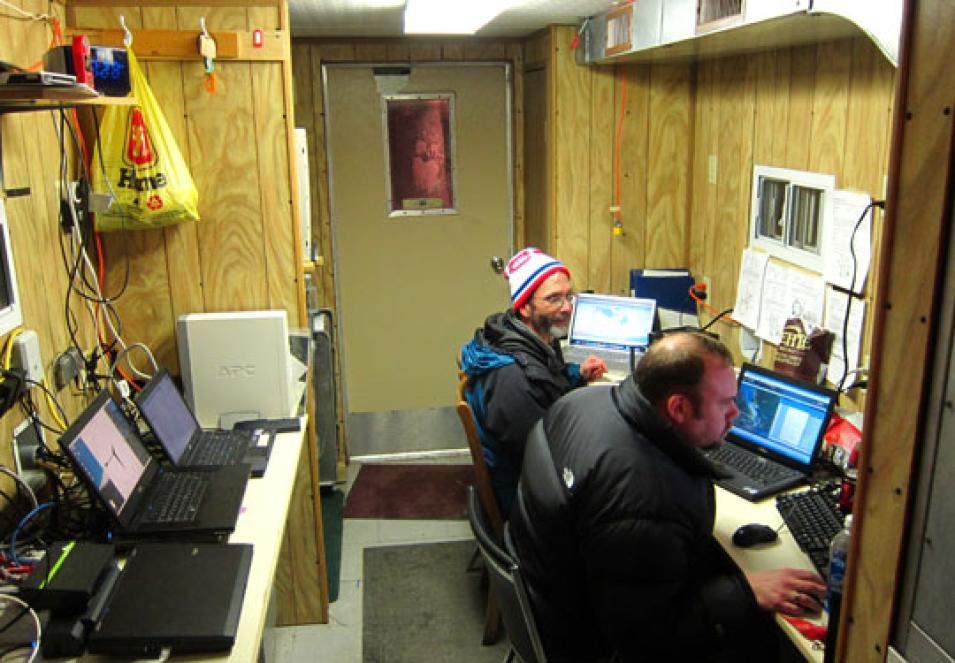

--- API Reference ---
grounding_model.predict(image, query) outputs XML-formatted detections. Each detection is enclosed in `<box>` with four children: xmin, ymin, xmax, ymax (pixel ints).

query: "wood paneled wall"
<box><xmin>290</xmin><ymin>36</ymin><xmax>526</xmax><ymax>315</ymax></box>
<box><xmin>691</xmin><ymin>38</ymin><xmax>895</xmax><ymax>365</ymax></box>
<box><xmin>67</xmin><ymin>4</ymin><xmax>304</xmax><ymax>372</ymax></box>
<box><xmin>0</xmin><ymin>1</ymin><xmax>94</xmax><ymax>458</ymax></box>
<box><xmin>533</xmin><ymin>26</ymin><xmax>895</xmax><ymax>374</ymax></box>
<box><xmin>2</xmin><ymin>1</ymin><xmax>326</xmax><ymax>627</ymax></box>
<box><xmin>528</xmin><ymin>26</ymin><xmax>695</xmax><ymax>297</ymax></box>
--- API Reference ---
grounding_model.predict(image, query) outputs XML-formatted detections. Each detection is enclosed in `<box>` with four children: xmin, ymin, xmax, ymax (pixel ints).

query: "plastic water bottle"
<box><xmin>823</xmin><ymin>514</ymin><xmax>852</xmax><ymax>663</ymax></box>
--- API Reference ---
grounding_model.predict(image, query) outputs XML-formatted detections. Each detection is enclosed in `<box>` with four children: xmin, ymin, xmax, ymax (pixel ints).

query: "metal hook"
<box><xmin>119</xmin><ymin>14</ymin><xmax>132</xmax><ymax>48</ymax></box>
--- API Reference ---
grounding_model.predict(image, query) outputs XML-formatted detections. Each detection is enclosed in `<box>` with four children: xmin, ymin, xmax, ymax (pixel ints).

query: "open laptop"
<box><xmin>705</xmin><ymin>363</ymin><xmax>837</xmax><ymax>501</ymax></box>
<box><xmin>562</xmin><ymin>293</ymin><xmax>657</xmax><ymax>372</ymax></box>
<box><xmin>88</xmin><ymin>542</ymin><xmax>252</xmax><ymax>656</ymax></box>
<box><xmin>59</xmin><ymin>390</ymin><xmax>250</xmax><ymax>543</ymax></box>
<box><xmin>135</xmin><ymin>370</ymin><xmax>272</xmax><ymax>478</ymax></box>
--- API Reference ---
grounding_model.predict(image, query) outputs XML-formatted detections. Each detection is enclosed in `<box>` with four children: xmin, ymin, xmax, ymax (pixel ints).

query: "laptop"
<box><xmin>562</xmin><ymin>293</ymin><xmax>657</xmax><ymax>372</ymax></box>
<box><xmin>88</xmin><ymin>542</ymin><xmax>252</xmax><ymax>656</ymax></box>
<box><xmin>135</xmin><ymin>370</ymin><xmax>272</xmax><ymax>478</ymax></box>
<box><xmin>705</xmin><ymin>363</ymin><xmax>837</xmax><ymax>501</ymax></box>
<box><xmin>59</xmin><ymin>391</ymin><xmax>250</xmax><ymax>543</ymax></box>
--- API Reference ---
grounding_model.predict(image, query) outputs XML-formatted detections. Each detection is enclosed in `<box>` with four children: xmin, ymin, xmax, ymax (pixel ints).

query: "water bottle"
<box><xmin>823</xmin><ymin>514</ymin><xmax>852</xmax><ymax>663</ymax></box>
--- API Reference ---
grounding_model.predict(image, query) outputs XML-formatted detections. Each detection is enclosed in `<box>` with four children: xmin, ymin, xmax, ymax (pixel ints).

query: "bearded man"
<box><xmin>460</xmin><ymin>248</ymin><xmax>606</xmax><ymax>516</ymax></box>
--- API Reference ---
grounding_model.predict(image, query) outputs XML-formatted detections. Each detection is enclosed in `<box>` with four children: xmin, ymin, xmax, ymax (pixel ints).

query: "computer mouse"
<box><xmin>732</xmin><ymin>523</ymin><xmax>779</xmax><ymax>548</ymax></box>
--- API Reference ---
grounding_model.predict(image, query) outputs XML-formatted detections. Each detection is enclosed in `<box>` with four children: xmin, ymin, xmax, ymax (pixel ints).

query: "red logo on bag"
<box><xmin>146</xmin><ymin>194</ymin><xmax>164</xmax><ymax>210</ymax></box>
<box><xmin>126</xmin><ymin>108</ymin><xmax>154</xmax><ymax>166</ymax></box>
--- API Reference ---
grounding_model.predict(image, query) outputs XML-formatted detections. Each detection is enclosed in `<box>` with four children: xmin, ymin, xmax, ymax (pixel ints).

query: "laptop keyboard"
<box><xmin>187</xmin><ymin>432</ymin><xmax>243</xmax><ymax>465</ymax></box>
<box><xmin>707</xmin><ymin>443</ymin><xmax>801</xmax><ymax>486</ymax></box>
<box><xmin>143</xmin><ymin>472</ymin><xmax>208</xmax><ymax>524</ymax></box>
<box><xmin>776</xmin><ymin>485</ymin><xmax>846</xmax><ymax>576</ymax></box>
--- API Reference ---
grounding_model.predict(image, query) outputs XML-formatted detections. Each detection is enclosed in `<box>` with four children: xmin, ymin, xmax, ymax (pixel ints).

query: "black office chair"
<box><xmin>467</xmin><ymin>486</ymin><xmax>548</xmax><ymax>663</ymax></box>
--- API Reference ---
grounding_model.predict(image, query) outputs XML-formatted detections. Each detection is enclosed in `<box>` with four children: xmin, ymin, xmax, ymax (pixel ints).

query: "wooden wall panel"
<box><xmin>646</xmin><ymin>63</ymin><xmax>692</xmax><ymax>270</ymax></box>
<box><xmin>588</xmin><ymin>66</ymin><xmax>615</xmax><ymax>292</ymax></box>
<box><xmin>551</xmin><ymin>25</ymin><xmax>591</xmax><ymax>284</ymax></box>
<box><xmin>0</xmin><ymin>0</ymin><xmax>97</xmax><ymax>457</ymax></box>
<box><xmin>808</xmin><ymin>41</ymin><xmax>851</xmax><ymax>179</ymax></box>
<box><xmin>611</xmin><ymin>65</ymin><xmax>649</xmax><ymax>294</ymax></box>
<box><xmin>689</xmin><ymin>60</ymin><xmax>715</xmax><ymax>280</ymax></box>
<box><xmin>843</xmin><ymin>2</ymin><xmax>954</xmax><ymax>658</ymax></box>
<box><xmin>523</xmin><ymin>66</ymin><xmax>548</xmax><ymax>251</ymax></box>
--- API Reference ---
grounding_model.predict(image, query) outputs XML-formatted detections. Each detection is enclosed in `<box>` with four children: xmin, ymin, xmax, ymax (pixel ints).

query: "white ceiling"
<box><xmin>289</xmin><ymin>0</ymin><xmax>620</xmax><ymax>38</ymax></box>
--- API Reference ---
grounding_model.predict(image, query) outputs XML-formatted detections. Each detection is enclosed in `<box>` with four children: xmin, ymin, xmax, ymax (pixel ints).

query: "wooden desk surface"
<box><xmin>714</xmin><ymin>487</ymin><xmax>827</xmax><ymax>663</ymax></box>
<box><xmin>77</xmin><ymin>422</ymin><xmax>306</xmax><ymax>663</ymax></box>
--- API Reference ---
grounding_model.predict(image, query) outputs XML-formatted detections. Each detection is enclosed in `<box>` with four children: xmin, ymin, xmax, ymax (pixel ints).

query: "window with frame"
<box><xmin>749</xmin><ymin>165</ymin><xmax>834</xmax><ymax>272</ymax></box>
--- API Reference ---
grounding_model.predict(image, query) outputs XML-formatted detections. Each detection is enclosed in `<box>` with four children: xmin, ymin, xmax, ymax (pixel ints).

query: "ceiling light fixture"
<box><xmin>403</xmin><ymin>0</ymin><xmax>514</xmax><ymax>35</ymax></box>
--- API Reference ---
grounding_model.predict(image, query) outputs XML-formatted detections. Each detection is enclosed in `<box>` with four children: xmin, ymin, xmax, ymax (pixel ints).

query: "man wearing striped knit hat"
<box><xmin>460</xmin><ymin>248</ymin><xmax>607</xmax><ymax>516</ymax></box>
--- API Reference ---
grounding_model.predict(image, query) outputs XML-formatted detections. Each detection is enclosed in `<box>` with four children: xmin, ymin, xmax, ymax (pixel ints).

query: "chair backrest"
<box><xmin>467</xmin><ymin>486</ymin><xmax>548</xmax><ymax>663</ymax></box>
<box><xmin>456</xmin><ymin>373</ymin><xmax>505</xmax><ymax>540</ymax></box>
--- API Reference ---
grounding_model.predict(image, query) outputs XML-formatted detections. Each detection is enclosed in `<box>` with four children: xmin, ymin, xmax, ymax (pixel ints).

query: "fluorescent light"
<box><xmin>404</xmin><ymin>0</ymin><xmax>513</xmax><ymax>34</ymax></box>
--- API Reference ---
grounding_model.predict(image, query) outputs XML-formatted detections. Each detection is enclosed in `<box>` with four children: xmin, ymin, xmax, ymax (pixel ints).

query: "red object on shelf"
<box><xmin>72</xmin><ymin>35</ymin><xmax>95</xmax><ymax>88</ymax></box>
<box><xmin>252</xmin><ymin>28</ymin><xmax>264</xmax><ymax>48</ymax></box>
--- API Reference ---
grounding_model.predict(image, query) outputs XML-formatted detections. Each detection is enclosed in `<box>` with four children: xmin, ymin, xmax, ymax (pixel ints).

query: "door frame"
<box><xmin>321</xmin><ymin>61</ymin><xmax>515</xmax><ymax>416</ymax></box>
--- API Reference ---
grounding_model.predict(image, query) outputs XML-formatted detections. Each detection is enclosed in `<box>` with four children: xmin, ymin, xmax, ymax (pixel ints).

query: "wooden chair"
<box><xmin>456</xmin><ymin>371</ymin><xmax>505</xmax><ymax>644</ymax></box>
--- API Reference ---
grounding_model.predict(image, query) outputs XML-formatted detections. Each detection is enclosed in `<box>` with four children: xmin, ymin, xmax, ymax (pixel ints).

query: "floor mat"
<box><xmin>343</xmin><ymin>463</ymin><xmax>473</xmax><ymax>519</ymax></box>
<box><xmin>363</xmin><ymin>540</ymin><xmax>507</xmax><ymax>662</ymax></box>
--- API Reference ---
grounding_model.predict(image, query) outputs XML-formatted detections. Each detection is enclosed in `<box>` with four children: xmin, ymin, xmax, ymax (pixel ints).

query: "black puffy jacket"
<box><xmin>509</xmin><ymin>376</ymin><xmax>765</xmax><ymax>663</ymax></box>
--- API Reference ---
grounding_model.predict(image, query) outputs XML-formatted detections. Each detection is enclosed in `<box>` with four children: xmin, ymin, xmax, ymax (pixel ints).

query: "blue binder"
<box><xmin>629</xmin><ymin>269</ymin><xmax>697</xmax><ymax>315</ymax></box>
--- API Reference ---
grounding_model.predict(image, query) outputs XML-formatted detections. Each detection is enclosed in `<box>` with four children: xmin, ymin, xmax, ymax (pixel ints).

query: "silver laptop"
<box><xmin>562</xmin><ymin>293</ymin><xmax>657</xmax><ymax>372</ymax></box>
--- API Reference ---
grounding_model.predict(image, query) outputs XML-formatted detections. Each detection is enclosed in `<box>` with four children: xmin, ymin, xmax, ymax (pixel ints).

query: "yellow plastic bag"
<box><xmin>92</xmin><ymin>49</ymin><xmax>199</xmax><ymax>231</ymax></box>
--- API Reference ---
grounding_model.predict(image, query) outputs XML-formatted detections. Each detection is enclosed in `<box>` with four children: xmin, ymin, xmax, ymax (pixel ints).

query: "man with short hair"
<box><xmin>460</xmin><ymin>248</ymin><xmax>607</xmax><ymax>517</ymax></box>
<box><xmin>508</xmin><ymin>331</ymin><xmax>826</xmax><ymax>662</ymax></box>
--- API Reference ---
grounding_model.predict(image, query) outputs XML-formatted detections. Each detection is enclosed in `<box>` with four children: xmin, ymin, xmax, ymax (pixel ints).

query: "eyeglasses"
<box><xmin>534</xmin><ymin>292</ymin><xmax>576</xmax><ymax>307</ymax></box>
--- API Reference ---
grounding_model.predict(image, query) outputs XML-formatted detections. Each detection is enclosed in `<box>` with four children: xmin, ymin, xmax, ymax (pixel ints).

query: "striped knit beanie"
<box><xmin>504</xmin><ymin>248</ymin><xmax>570</xmax><ymax>310</ymax></box>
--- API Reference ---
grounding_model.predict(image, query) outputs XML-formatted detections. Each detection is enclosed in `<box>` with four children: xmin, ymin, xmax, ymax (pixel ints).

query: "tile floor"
<box><xmin>263</xmin><ymin>451</ymin><xmax>474</xmax><ymax>662</ymax></box>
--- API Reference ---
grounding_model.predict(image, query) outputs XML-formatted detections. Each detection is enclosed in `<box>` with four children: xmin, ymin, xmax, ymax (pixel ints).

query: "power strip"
<box><xmin>12</xmin><ymin>330</ymin><xmax>43</xmax><ymax>386</ymax></box>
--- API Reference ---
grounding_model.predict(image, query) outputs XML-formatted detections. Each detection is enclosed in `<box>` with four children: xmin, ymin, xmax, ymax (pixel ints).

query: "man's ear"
<box><xmin>517</xmin><ymin>301</ymin><xmax>532</xmax><ymax>321</ymax></box>
<box><xmin>664</xmin><ymin>392</ymin><xmax>693</xmax><ymax>424</ymax></box>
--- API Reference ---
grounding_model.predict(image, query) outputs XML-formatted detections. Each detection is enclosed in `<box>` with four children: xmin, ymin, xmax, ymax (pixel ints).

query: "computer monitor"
<box><xmin>0</xmin><ymin>201</ymin><xmax>23</xmax><ymax>337</ymax></box>
<box><xmin>567</xmin><ymin>293</ymin><xmax>657</xmax><ymax>352</ymax></box>
<box><xmin>730</xmin><ymin>364</ymin><xmax>836</xmax><ymax>466</ymax></box>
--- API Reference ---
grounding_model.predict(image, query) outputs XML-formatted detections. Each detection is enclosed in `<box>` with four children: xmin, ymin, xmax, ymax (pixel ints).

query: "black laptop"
<box><xmin>88</xmin><ymin>542</ymin><xmax>252</xmax><ymax>656</ymax></box>
<box><xmin>135</xmin><ymin>370</ymin><xmax>272</xmax><ymax>477</ymax></box>
<box><xmin>705</xmin><ymin>363</ymin><xmax>837</xmax><ymax>501</ymax></box>
<box><xmin>59</xmin><ymin>391</ymin><xmax>250</xmax><ymax>543</ymax></box>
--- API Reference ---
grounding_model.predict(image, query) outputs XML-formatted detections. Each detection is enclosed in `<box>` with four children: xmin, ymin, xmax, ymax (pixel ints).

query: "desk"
<box><xmin>78</xmin><ymin>422</ymin><xmax>306</xmax><ymax>663</ymax></box>
<box><xmin>713</xmin><ymin>487</ymin><xmax>826</xmax><ymax>663</ymax></box>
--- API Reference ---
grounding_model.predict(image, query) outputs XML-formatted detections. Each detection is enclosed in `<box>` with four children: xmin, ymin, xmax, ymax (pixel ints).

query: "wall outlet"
<box><xmin>12</xmin><ymin>330</ymin><xmax>43</xmax><ymax>386</ymax></box>
<box><xmin>53</xmin><ymin>347</ymin><xmax>84</xmax><ymax>391</ymax></box>
<box><xmin>12</xmin><ymin>419</ymin><xmax>46</xmax><ymax>491</ymax></box>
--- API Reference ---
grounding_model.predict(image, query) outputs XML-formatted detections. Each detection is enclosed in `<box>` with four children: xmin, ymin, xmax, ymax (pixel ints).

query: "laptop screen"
<box><xmin>136</xmin><ymin>371</ymin><xmax>201</xmax><ymax>464</ymax></box>
<box><xmin>62</xmin><ymin>392</ymin><xmax>153</xmax><ymax>518</ymax></box>
<box><xmin>568</xmin><ymin>294</ymin><xmax>657</xmax><ymax>352</ymax></box>
<box><xmin>729</xmin><ymin>364</ymin><xmax>836</xmax><ymax>466</ymax></box>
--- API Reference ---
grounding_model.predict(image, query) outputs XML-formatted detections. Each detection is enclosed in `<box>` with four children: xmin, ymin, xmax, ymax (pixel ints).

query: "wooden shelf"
<box><xmin>0</xmin><ymin>87</ymin><xmax>134</xmax><ymax>112</ymax></box>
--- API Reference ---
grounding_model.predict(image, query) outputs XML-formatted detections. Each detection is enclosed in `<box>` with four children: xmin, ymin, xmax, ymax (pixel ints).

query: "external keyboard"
<box><xmin>144</xmin><ymin>472</ymin><xmax>208</xmax><ymax>524</ymax></box>
<box><xmin>776</xmin><ymin>485</ymin><xmax>846</xmax><ymax>576</ymax></box>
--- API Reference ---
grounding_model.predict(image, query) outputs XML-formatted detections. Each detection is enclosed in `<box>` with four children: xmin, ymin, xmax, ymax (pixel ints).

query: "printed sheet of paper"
<box><xmin>733</xmin><ymin>249</ymin><xmax>770</xmax><ymax>330</ymax></box>
<box><xmin>823</xmin><ymin>190</ymin><xmax>872</xmax><ymax>294</ymax></box>
<box><xmin>825</xmin><ymin>288</ymin><xmax>866</xmax><ymax>387</ymax></box>
<box><xmin>756</xmin><ymin>263</ymin><xmax>825</xmax><ymax>345</ymax></box>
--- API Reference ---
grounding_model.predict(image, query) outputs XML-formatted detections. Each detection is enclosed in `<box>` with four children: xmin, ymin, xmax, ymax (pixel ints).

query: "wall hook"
<box><xmin>119</xmin><ymin>14</ymin><xmax>132</xmax><ymax>48</ymax></box>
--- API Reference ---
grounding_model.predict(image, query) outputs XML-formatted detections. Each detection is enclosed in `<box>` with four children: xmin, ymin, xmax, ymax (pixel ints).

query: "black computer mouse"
<box><xmin>732</xmin><ymin>523</ymin><xmax>779</xmax><ymax>548</ymax></box>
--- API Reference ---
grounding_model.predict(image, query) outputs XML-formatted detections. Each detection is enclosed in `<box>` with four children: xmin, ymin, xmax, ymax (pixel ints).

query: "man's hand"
<box><xmin>580</xmin><ymin>356</ymin><xmax>609</xmax><ymax>382</ymax></box>
<box><xmin>745</xmin><ymin>568</ymin><xmax>827</xmax><ymax>616</ymax></box>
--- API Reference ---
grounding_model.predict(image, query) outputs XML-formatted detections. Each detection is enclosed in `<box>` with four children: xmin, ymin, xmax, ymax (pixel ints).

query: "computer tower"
<box><xmin>311</xmin><ymin>309</ymin><xmax>339</xmax><ymax>485</ymax></box>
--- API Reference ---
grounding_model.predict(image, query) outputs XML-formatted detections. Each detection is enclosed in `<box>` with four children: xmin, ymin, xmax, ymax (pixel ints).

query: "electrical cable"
<box><xmin>0</xmin><ymin>594</ymin><xmax>41</xmax><ymax>663</ymax></box>
<box><xmin>837</xmin><ymin>200</ymin><xmax>881</xmax><ymax>393</ymax></box>
<box><xmin>0</xmin><ymin>468</ymin><xmax>37</xmax><ymax>512</ymax></box>
<box><xmin>9</xmin><ymin>502</ymin><xmax>53</xmax><ymax>566</ymax></box>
